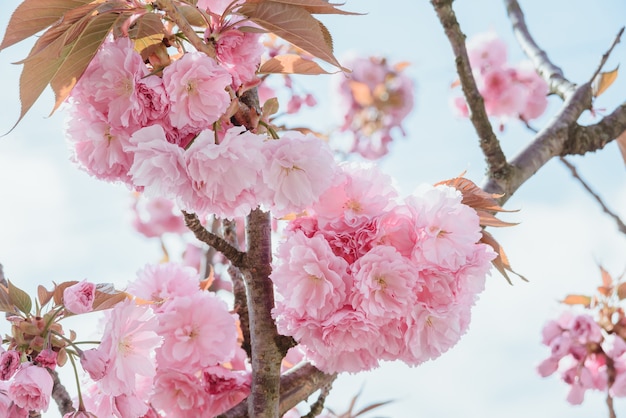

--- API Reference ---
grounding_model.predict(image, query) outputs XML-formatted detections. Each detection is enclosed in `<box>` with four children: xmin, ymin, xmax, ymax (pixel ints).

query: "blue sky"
<box><xmin>1</xmin><ymin>0</ymin><xmax>626</xmax><ymax>417</ymax></box>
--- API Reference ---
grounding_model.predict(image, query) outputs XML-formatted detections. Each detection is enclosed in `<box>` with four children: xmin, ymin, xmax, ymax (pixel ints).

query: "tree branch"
<box><xmin>565</xmin><ymin>103</ymin><xmax>626</xmax><ymax>155</ymax></box>
<box><xmin>483</xmin><ymin>82</ymin><xmax>593</xmax><ymax>202</ymax></box>
<box><xmin>431</xmin><ymin>0</ymin><xmax>510</xmax><ymax>180</ymax></box>
<box><xmin>241</xmin><ymin>208</ymin><xmax>282</xmax><ymax>418</ymax></box>
<box><xmin>559</xmin><ymin>157</ymin><xmax>626</xmax><ymax>235</ymax></box>
<box><xmin>49</xmin><ymin>368</ymin><xmax>74</xmax><ymax>416</ymax></box>
<box><xmin>503</xmin><ymin>0</ymin><xmax>576</xmax><ymax>98</ymax></box>
<box><xmin>183</xmin><ymin>211</ymin><xmax>248</xmax><ymax>268</ymax></box>
<box><xmin>218</xmin><ymin>362</ymin><xmax>338</xmax><ymax>418</ymax></box>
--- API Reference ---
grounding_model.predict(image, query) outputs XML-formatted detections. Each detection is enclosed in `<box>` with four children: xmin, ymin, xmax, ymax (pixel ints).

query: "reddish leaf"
<box><xmin>592</xmin><ymin>65</ymin><xmax>619</xmax><ymax>97</ymax></box>
<box><xmin>246</xmin><ymin>0</ymin><xmax>360</xmax><ymax>15</ymax></box>
<box><xmin>0</xmin><ymin>284</ymin><xmax>15</xmax><ymax>313</ymax></box>
<box><xmin>599</xmin><ymin>265</ymin><xmax>613</xmax><ymax>288</ymax></box>
<box><xmin>92</xmin><ymin>290</ymin><xmax>129</xmax><ymax>311</ymax></box>
<box><xmin>561</xmin><ymin>294</ymin><xmax>592</xmax><ymax>307</ymax></box>
<box><xmin>238</xmin><ymin>2</ymin><xmax>347</xmax><ymax>71</ymax></box>
<box><xmin>177</xmin><ymin>4</ymin><xmax>209</xmax><ymax>27</ymax></box>
<box><xmin>258</xmin><ymin>54</ymin><xmax>334</xmax><ymax>75</ymax></box>
<box><xmin>53</xmin><ymin>281</ymin><xmax>79</xmax><ymax>306</ymax></box>
<box><xmin>128</xmin><ymin>12</ymin><xmax>165</xmax><ymax>57</ymax></box>
<box><xmin>349</xmin><ymin>80</ymin><xmax>374</xmax><ymax>107</ymax></box>
<box><xmin>617</xmin><ymin>282</ymin><xmax>626</xmax><ymax>300</ymax></box>
<box><xmin>480</xmin><ymin>230</ymin><xmax>527</xmax><ymax>284</ymax></box>
<box><xmin>0</xmin><ymin>0</ymin><xmax>95</xmax><ymax>51</ymax></box>
<box><xmin>37</xmin><ymin>285</ymin><xmax>54</xmax><ymax>307</ymax></box>
<box><xmin>436</xmin><ymin>176</ymin><xmax>513</xmax><ymax>214</ymax></box>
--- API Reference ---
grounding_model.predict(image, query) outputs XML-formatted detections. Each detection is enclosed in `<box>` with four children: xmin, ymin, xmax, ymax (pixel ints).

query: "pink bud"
<box><xmin>79</xmin><ymin>348</ymin><xmax>109</xmax><ymax>381</ymax></box>
<box><xmin>35</xmin><ymin>349</ymin><xmax>57</xmax><ymax>370</ymax></box>
<box><xmin>0</xmin><ymin>350</ymin><xmax>21</xmax><ymax>380</ymax></box>
<box><xmin>63</xmin><ymin>280</ymin><xmax>96</xmax><ymax>314</ymax></box>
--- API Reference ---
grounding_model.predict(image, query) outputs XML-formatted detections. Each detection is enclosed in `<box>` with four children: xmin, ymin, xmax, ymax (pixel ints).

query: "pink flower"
<box><xmin>8</xmin><ymin>364</ymin><xmax>53</xmax><ymax>412</ymax></box>
<box><xmin>271</xmin><ymin>230</ymin><xmax>351</xmax><ymax>319</ymax></box>
<box><xmin>351</xmin><ymin>245</ymin><xmax>420</xmax><ymax>320</ymax></box>
<box><xmin>516</xmin><ymin>61</ymin><xmax>549</xmax><ymax>121</ymax></box>
<box><xmin>261</xmin><ymin>131</ymin><xmax>338</xmax><ymax>217</ymax></box>
<box><xmin>466</xmin><ymin>31</ymin><xmax>508</xmax><ymax>73</ymax></box>
<box><xmin>65</xmin><ymin>105</ymin><xmax>134</xmax><ymax>184</ymax></box>
<box><xmin>97</xmin><ymin>300</ymin><xmax>161</xmax><ymax>396</ymax></box>
<box><xmin>80</xmin><ymin>348</ymin><xmax>109</xmax><ymax>381</ymax></box>
<box><xmin>127</xmin><ymin>124</ymin><xmax>193</xmax><ymax>203</ymax></box>
<box><xmin>480</xmin><ymin>67</ymin><xmax>528</xmax><ymax>118</ymax></box>
<box><xmin>315</xmin><ymin>162</ymin><xmax>398</xmax><ymax>228</ymax></box>
<box><xmin>570</xmin><ymin>314</ymin><xmax>603</xmax><ymax>344</ymax></box>
<box><xmin>131</xmin><ymin>195</ymin><xmax>187</xmax><ymax>238</ymax></box>
<box><xmin>64</xmin><ymin>411</ymin><xmax>98</xmax><ymax>418</ymax></box>
<box><xmin>34</xmin><ymin>349</ymin><xmax>57</xmax><ymax>370</ymax></box>
<box><xmin>63</xmin><ymin>280</ymin><xmax>96</xmax><ymax>314</ymax></box>
<box><xmin>0</xmin><ymin>350</ymin><xmax>20</xmax><ymax>380</ymax></box>
<box><xmin>536</xmin><ymin>357</ymin><xmax>559</xmax><ymax>377</ymax></box>
<box><xmin>203</xmin><ymin>365</ymin><xmax>251</xmax><ymax>416</ymax></box>
<box><xmin>212</xmin><ymin>27</ymin><xmax>264</xmax><ymax>87</ymax></box>
<box><xmin>163</xmin><ymin>52</ymin><xmax>232</xmax><ymax>130</ymax></box>
<box><xmin>150</xmin><ymin>369</ymin><xmax>206</xmax><ymax>415</ymax></box>
<box><xmin>184</xmin><ymin>127</ymin><xmax>266</xmax><ymax>218</ymax></box>
<box><xmin>407</xmin><ymin>184</ymin><xmax>483</xmax><ymax>271</ymax></box>
<box><xmin>156</xmin><ymin>292</ymin><xmax>238</xmax><ymax>373</ymax></box>
<box><xmin>127</xmin><ymin>262</ymin><xmax>200</xmax><ymax>309</ymax></box>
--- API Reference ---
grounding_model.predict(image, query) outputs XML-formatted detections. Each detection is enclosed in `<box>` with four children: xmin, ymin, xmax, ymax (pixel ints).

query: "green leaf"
<box><xmin>238</xmin><ymin>2</ymin><xmax>347</xmax><ymax>71</ymax></box>
<box><xmin>8</xmin><ymin>280</ymin><xmax>32</xmax><ymax>314</ymax></box>
<box><xmin>0</xmin><ymin>0</ymin><xmax>95</xmax><ymax>51</ymax></box>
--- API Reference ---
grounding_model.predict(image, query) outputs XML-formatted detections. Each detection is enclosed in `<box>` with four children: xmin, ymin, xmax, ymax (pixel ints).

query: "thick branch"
<box><xmin>242</xmin><ymin>208</ymin><xmax>282</xmax><ymax>418</ymax></box>
<box><xmin>50</xmin><ymin>368</ymin><xmax>74</xmax><ymax>416</ymax></box>
<box><xmin>504</xmin><ymin>0</ymin><xmax>575</xmax><ymax>98</ymax></box>
<box><xmin>431</xmin><ymin>0</ymin><xmax>509</xmax><ymax>179</ymax></box>
<box><xmin>219</xmin><ymin>362</ymin><xmax>338</xmax><ymax>418</ymax></box>
<box><xmin>154</xmin><ymin>0</ymin><xmax>216</xmax><ymax>58</ymax></box>
<box><xmin>565</xmin><ymin>103</ymin><xmax>626</xmax><ymax>155</ymax></box>
<box><xmin>483</xmin><ymin>83</ymin><xmax>593</xmax><ymax>202</ymax></box>
<box><xmin>183</xmin><ymin>211</ymin><xmax>248</xmax><ymax>268</ymax></box>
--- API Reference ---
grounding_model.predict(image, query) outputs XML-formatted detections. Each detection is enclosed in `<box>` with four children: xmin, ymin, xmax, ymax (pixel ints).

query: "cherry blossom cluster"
<box><xmin>0</xmin><ymin>261</ymin><xmax>249</xmax><ymax>417</ymax></box>
<box><xmin>334</xmin><ymin>57</ymin><xmax>414</xmax><ymax>159</ymax></box>
<box><xmin>65</xmin><ymin>35</ymin><xmax>340</xmax><ymax>220</ymax></box>
<box><xmin>271</xmin><ymin>162</ymin><xmax>496</xmax><ymax>373</ymax></box>
<box><xmin>451</xmin><ymin>31</ymin><xmax>549</xmax><ymax>124</ymax></box>
<box><xmin>536</xmin><ymin>311</ymin><xmax>626</xmax><ymax>404</ymax></box>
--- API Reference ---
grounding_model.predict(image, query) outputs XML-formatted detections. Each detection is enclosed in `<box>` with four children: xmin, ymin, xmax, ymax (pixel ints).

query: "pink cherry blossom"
<box><xmin>127</xmin><ymin>262</ymin><xmax>200</xmax><ymax>309</ymax></box>
<box><xmin>150</xmin><ymin>369</ymin><xmax>207</xmax><ymax>415</ymax></box>
<box><xmin>156</xmin><ymin>292</ymin><xmax>238</xmax><ymax>373</ymax></box>
<box><xmin>8</xmin><ymin>364</ymin><xmax>53</xmax><ymax>412</ymax></box>
<box><xmin>131</xmin><ymin>194</ymin><xmax>187</xmax><ymax>238</ymax></box>
<box><xmin>162</xmin><ymin>51</ymin><xmax>232</xmax><ymax>130</ymax></box>
<box><xmin>570</xmin><ymin>314</ymin><xmax>603</xmax><ymax>344</ymax></box>
<box><xmin>34</xmin><ymin>349</ymin><xmax>57</xmax><ymax>370</ymax></box>
<box><xmin>203</xmin><ymin>365</ymin><xmax>251</xmax><ymax>416</ymax></box>
<box><xmin>407</xmin><ymin>184</ymin><xmax>483</xmax><ymax>271</ymax></box>
<box><xmin>184</xmin><ymin>127</ymin><xmax>266</xmax><ymax>218</ymax></box>
<box><xmin>466</xmin><ymin>31</ymin><xmax>508</xmax><ymax>73</ymax></box>
<box><xmin>261</xmin><ymin>131</ymin><xmax>338</xmax><ymax>217</ymax></box>
<box><xmin>211</xmin><ymin>27</ymin><xmax>264</xmax><ymax>87</ymax></box>
<box><xmin>80</xmin><ymin>348</ymin><xmax>109</xmax><ymax>381</ymax></box>
<box><xmin>0</xmin><ymin>350</ymin><xmax>20</xmax><ymax>380</ymax></box>
<box><xmin>63</xmin><ymin>280</ymin><xmax>96</xmax><ymax>314</ymax></box>
<box><xmin>351</xmin><ymin>245</ymin><xmax>420</xmax><ymax>319</ymax></box>
<box><xmin>127</xmin><ymin>124</ymin><xmax>193</xmax><ymax>203</ymax></box>
<box><xmin>97</xmin><ymin>300</ymin><xmax>161</xmax><ymax>396</ymax></box>
<box><xmin>271</xmin><ymin>229</ymin><xmax>351</xmax><ymax>319</ymax></box>
<box><xmin>65</xmin><ymin>104</ymin><xmax>134</xmax><ymax>184</ymax></box>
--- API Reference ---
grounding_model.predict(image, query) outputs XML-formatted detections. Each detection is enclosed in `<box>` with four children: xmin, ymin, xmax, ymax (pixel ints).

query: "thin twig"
<box><xmin>589</xmin><ymin>26</ymin><xmax>624</xmax><ymax>83</ymax></box>
<box><xmin>559</xmin><ymin>157</ymin><xmax>626</xmax><ymax>235</ymax></box>
<box><xmin>182</xmin><ymin>211</ymin><xmax>248</xmax><ymax>268</ymax></box>
<box><xmin>565</xmin><ymin>103</ymin><xmax>626</xmax><ymax>155</ymax></box>
<box><xmin>431</xmin><ymin>0</ymin><xmax>510</xmax><ymax>180</ymax></box>
<box><xmin>154</xmin><ymin>0</ymin><xmax>217</xmax><ymax>58</ymax></box>
<box><xmin>504</xmin><ymin>0</ymin><xmax>576</xmax><ymax>98</ymax></box>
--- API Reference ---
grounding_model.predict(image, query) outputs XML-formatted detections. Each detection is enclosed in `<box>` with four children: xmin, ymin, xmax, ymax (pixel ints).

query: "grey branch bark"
<box><xmin>431</xmin><ymin>0</ymin><xmax>510</xmax><ymax>180</ymax></box>
<box><xmin>219</xmin><ymin>362</ymin><xmax>337</xmax><ymax>418</ymax></box>
<box><xmin>504</xmin><ymin>0</ymin><xmax>575</xmax><ymax>98</ymax></box>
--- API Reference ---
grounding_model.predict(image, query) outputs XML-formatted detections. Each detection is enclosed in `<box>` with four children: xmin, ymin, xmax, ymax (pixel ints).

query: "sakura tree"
<box><xmin>0</xmin><ymin>0</ymin><xmax>624</xmax><ymax>417</ymax></box>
